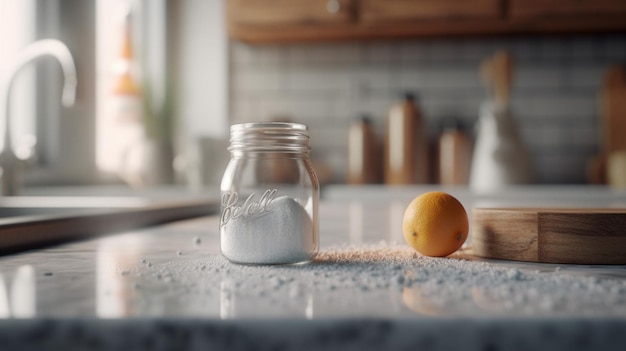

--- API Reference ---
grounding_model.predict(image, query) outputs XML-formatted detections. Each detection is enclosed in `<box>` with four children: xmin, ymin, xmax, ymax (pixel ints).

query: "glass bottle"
<box><xmin>220</xmin><ymin>122</ymin><xmax>319</xmax><ymax>265</ymax></box>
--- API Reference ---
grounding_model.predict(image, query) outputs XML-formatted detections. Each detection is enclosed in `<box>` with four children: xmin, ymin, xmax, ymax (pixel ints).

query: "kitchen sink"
<box><xmin>0</xmin><ymin>195</ymin><xmax>218</xmax><ymax>254</ymax></box>
<box><xmin>0</xmin><ymin>207</ymin><xmax>104</xmax><ymax>218</ymax></box>
<box><xmin>0</xmin><ymin>196</ymin><xmax>152</xmax><ymax>217</ymax></box>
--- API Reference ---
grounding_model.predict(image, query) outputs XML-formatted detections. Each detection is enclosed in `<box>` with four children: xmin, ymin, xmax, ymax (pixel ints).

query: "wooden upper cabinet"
<box><xmin>227</xmin><ymin>0</ymin><xmax>354</xmax><ymax>27</ymax></box>
<box><xmin>510</xmin><ymin>0</ymin><xmax>626</xmax><ymax>18</ymax></box>
<box><xmin>360</xmin><ymin>0</ymin><xmax>501</xmax><ymax>23</ymax></box>
<box><xmin>508</xmin><ymin>0</ymin><xmax>626</xmax><ymax>34</ymax></box>
<box><xmin>226</xmin><ymin>0</ymin><xmax>626</xmax><ymax>43</ymax></box>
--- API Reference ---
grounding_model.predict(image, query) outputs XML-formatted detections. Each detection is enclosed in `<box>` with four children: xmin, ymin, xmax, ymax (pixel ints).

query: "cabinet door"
<box><xmin>360</xmin><ymin>0</ymin><xmax>502</xmax><ymax>23</ymax></box>
<box><xmin>510</xmin><ymin>0</ymin><xmax>626</xmax><ymax>18</ymax></box>
<box><xmin>228</xmin><ymin>0</ymin><xmax>354</xmax><ymax>27</ymax></box>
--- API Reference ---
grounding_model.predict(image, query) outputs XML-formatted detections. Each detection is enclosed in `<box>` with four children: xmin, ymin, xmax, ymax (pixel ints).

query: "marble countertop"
<box><xmin>1</xmin><ymin>186</ymin><xmax>626</xmax><ymax>349</ymax></box>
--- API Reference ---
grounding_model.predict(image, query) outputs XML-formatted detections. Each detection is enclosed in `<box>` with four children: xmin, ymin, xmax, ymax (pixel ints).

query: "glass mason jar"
<box><xmin>220</xmin><ymin>122</ymin><xmax>319</xmax><ymax>265</ymax></box>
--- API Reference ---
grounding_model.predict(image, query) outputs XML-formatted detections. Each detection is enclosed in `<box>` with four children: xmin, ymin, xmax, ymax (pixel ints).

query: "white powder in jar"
<box><xmin>220</xmin><ymin>195</ymin><xmax>315</xmax><ymax>265</ymax></box>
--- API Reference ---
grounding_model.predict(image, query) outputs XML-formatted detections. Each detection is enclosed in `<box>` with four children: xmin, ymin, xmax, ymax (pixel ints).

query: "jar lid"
<box><xmin>228</xmin><ymin>122</ymin><xmax>311</xmax><ymax>153</ymax></box>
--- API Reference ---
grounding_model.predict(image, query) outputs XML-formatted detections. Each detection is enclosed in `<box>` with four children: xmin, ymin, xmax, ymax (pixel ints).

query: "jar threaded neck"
<box><xmin>228</xmin><ymin>122</ymin><xmax>311</xmax><ymax>154</ymax></box>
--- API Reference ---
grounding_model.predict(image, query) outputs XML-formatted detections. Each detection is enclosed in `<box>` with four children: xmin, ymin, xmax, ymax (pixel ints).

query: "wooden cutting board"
<box><xmin>471</xmin><ymin>208</ymin><xmax>626</xmax><ymax>264</ymax></box>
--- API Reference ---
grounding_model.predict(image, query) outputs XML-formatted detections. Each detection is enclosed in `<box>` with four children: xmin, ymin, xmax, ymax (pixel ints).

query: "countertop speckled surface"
<box><xmin>1</xmin><ymin>186</ymin><xmax>626</xmax><ymax>350</ymax></box>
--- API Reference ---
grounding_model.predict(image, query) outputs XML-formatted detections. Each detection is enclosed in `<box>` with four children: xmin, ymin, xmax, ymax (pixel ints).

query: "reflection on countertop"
<box><xmin>0</xmin><ymin>265</ymin><xmax>35</xmax><ymax>318</ymax></box>
<box><xmin>6</xmin><ymin>226</ymin><xmax>626</xmax><ymax>320</ymax></box>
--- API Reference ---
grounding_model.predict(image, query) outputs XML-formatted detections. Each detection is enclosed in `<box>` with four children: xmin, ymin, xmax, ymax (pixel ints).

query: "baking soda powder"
<box><xmin>220</xmin><ymin>189</ymin><xmax>315</xmax><ymax>265</ymax></box>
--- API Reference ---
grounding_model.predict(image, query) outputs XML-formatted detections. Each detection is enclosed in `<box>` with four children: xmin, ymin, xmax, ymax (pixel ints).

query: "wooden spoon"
<box><xmin>602</xmin><ymin>66</ymin><xmax>626</xmax><ymax>154</ymax></box>
<box><xmin>480</xmin><ymin>56</ymin><xmax>494</xmax><ymax>99</ymax></box>
<box><xmin>491</xmin><ymin>51</ymin><xmax>514</xmax><ymax>108</ymax></box>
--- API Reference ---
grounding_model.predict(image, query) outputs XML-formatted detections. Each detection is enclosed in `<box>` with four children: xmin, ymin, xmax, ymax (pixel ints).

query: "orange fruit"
<box><xmin>402</xmin><ymin>191</ymin><xmax>468</xmax><ymax>257</ymax></box>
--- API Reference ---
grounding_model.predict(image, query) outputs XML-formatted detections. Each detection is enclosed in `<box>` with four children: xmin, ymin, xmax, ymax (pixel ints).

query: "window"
<box><xmin>0</xmin><ymin>0</ymin><xmax>36</xmax><ymax>157</ymax></box>
<box><xmin>2</xmin><ymin>0</ymin><xmax>98</xmax><ymax>186</ymax></box>
<box><xmin>96</xmin><ymin>0</ymin><xmax>170</xmax><ymax>181</ymax></box>
<box><xmin>2</xmin><ymin>0</ymin><xmax>228</xmax><ymax>188</ymax></box>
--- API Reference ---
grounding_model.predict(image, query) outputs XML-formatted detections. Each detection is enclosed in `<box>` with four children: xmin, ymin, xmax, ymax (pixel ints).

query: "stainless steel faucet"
<box><xmin>0</xmin><ymin>39</ymin><xmax>77</xmax><ymax>196</ymax></box>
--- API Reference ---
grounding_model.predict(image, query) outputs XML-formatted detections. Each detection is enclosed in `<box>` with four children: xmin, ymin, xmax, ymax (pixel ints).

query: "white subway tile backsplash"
<box><xmin>327</xmin><ymin>95</ymin><xmax>356</xmax><ymax>121</ymax></box>
<box><xmin>363</xmin><ymin>42</ymin><xmax>396</xmax><ymax>64</ymax></box>
<box><xmin>511</xmin><ymin>94</ymin><xmax>595</xmax><ymax>120</ymax></box>
<box><xmin>352</xmin><ymin>67</ymin><xmax>393</xmax><ymax>95</ymax></box>
<box><xmin>514</xmin><ymin>66</ymin><xmax>564</xmax><ymax>90</ymax></box>
<box><xmin>255</xmin><ymin>97</ymin><xmax>294</xmax><ymax>122</ymax></box>
<box><xmin>309</xmin><ymin>124</ymin><xmax>348</xmax><ymax>150</ymax></box>
<box><xmin>522</xmin><ymin>124</ymin><xmax>562</xmax><ymax>148</ymax></box>
<box><xmin>288</xmin><ymin>95</ymin><xmax>333</xmax><ymax>120</ymax></box>
<box><xmin>601</xmin><ymin>36</ymin><xmax>626</xmax><ymax>61</ymax></box>
<box><xmin>230</xmin><ymin>36</ymin><xmax>626</xmax><ymax>183</ymax></box>
<box><xmin>253</xmin><ymin>95</ymin><xmax>330</xmax><ymax>122</ymax></box>
<box><xmin>232</xmin><ymin>67</ymin><xmax>285</xmax><ymax>93</ymax></box>
<box><xmin>509</xmin><ymin>39</ymin><xmax>537</xmax><ymax>63</ymax></box>
<box><xmin>231</xmin><ymin>43</ymin><xmax>285</xmax><ymax>68</ymax></box>
<box><xmin>566</xmin><ymin>125</ymin><xmax>599</xmax><ymax>148</ymax></box>
<box><xmin>355</xmin><ymin>95</ymin><xmax>396</xmax><ymax>120</ymax></box>
<box><xmin>568</xmin><ymin>38</ymin><xmax>599</xmax><ymax>62</ymax></box>
<box><xmin>256</xmin><ymin>46</ymin><xmax>288</xmax><ymax>67</ymax></box>
<box><xmin>394</xmin><ymin>68</ymin><xmax>428</xmax><ymax>93</ymax></box>
<box><xmin>320</xmin><ymin>149</ymin><xmax>350</xmax><ymax>181</ymax></box>
<box><xmin>398</xmin><ymin>41</ymin><xmax>430</xmax><ymax>63</ymax></box>
<box><xmin>479</xmin><ymin>38</ymin><xmax>515</xmax><ymax>59</ymax></box>
<box><xmin>230</xmin><ymin>96</ymin><xmax>256</xmax><ymax>123</ymax></box>
<box><xmin>330</xmin><ymin>94</ymin><xmax>394</xmax><ymax>122</ymax></box>
<box><xmin>420</xmin><ymin>66</ymin><xmax>482</xmax><ymax>90</ymax></box>
<box><xmin>428</xmin><ymin>40</ymin><xmax>465</xmax><ymax>62</ymax></box>
<box><xmin>288</xmin><ymin>42</ymin><xmax>361</xmax><ymax>65</ymax></box>
<box><xmin>565</xmin><ymin>64</ymin><xmax>605</xmax><ymax>90</ymax></box>
<box><xmin>536</xmin><ymin>37</ymin><xmax>567</xmax><ymax>62</ymax></box>
<box><xmin>535</xmin><ymin>151</ymin><xmax>590</xmax><ymax>183</ymax></box>
<box><xmin>457</xmin><ymin>38</ymin><xmax>496</xmax><ymax>62</ymax></box>
<box><xmin>421</xmin><ymin>95</ymin><xmax>472</xmax><ymax>121</ymax></box>
<box><xmin>287</xmin><ymin>67</ymin><xmax>354</xmax><ymax>93</ymax></box>
<box><xmin>230</xmin><ymin>42</ymin><xmax>257</xmax><ymax>66</ymax></box>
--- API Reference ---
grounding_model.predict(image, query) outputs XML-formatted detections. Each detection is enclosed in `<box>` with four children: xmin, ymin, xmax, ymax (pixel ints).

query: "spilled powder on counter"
<box><xmin>130</xmin><ymin>242</ymin><xmax>626</xmax><ymax>318</ymax></box>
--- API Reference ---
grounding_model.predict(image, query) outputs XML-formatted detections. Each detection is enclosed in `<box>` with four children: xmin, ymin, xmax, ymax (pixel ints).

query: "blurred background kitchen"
<box><xmin>2</xmin><ymin>0</ymin><xmax>626</xmax><ymax>193</ymax></box>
